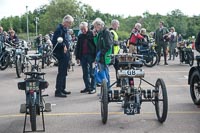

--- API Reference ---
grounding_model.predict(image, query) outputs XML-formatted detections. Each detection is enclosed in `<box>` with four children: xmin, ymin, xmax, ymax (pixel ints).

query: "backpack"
<box><xmin>195</xmin><ymin>32</ymin><xmax>200</xmax><ymax>52</ymax></box>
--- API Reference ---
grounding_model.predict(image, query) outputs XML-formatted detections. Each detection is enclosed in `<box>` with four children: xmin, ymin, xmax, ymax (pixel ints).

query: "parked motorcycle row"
<box><xmin>120</xmin><ymin>39</ymin><xmax>194</xmax><ymax>67</ymax></box>
<box><xmin>0</xmin><ymin>39</ymin><xmax>77</xmax><ymax>78</ymax></box>
<box><xmin>0</xmin><ymin>40</ymin><xmax>29</xmax><ymax>78</ymax></box>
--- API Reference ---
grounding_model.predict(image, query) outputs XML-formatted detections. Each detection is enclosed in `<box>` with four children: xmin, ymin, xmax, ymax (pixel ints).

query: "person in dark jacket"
<box><xmin>75</xmin><ymin>22</ymin><xmax>96</xmax><ymax>94</ymax></box>
<box><xmin>93</xmin><ymin>18</ymin><xmax>113</xmax><ymax>90</ymax></box>
<box><xmin>52</xmin><ymin>15</ymin><xmax>74</xmax><ymax>98</ymax></box>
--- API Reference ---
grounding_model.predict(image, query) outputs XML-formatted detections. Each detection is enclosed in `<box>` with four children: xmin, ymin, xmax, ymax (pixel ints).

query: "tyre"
<box><xmin>144</xmin><ymin>52</ymin><xmax>158</xmax><ymax>67</ymax></box>
<box><xmin>155</xmin><ymin>78</ymin><xmax>168</xmax><ymax>123</ymax></box>
<box><xmin>188</xmin><ymin>52</ymin><xmax>194</xmax><ymax>67</ymax></box>
<box><xmin>190</xmin><ymin>70</ymin><xmax>200</xmax><ymax>105</ymax></box>
<box><xmin>101</xmin><ymin>79</ymin><xmax>108</xmax><ymax>124</ymax></box>
<box><xmin>0</xmin><ymin>53</ymin><xmax>10</xmax><ymax>70</ymax></box>
<box><xmin>29</xmin><ymin>105</ymin><xmax>37</xmax><ymax>131</ymax></box>
<box><xmin>16</xmin><ymin>57</ymin><xmax>22</xmax><ymax>78</ymax></box>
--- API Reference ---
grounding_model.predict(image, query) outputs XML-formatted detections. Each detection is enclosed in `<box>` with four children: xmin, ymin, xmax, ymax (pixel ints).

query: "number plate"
<box><xmin>16</xmin><ymin>49</ymin><xmax>22</xmax><ymax>53</ymax></box>
<box><xmin>124</xmin><ymin>102</ymin><xmax>140</xmax><ymax>115</ymax></box>
<box><xmin>26</xmin><ymin>82</ymin><xmax>39</xmax><ymax>91</ymax></box>
<box><xmin>118</xmin><ymin>69</ymin><xmax>144</xmax><ymax>78</ymax></box>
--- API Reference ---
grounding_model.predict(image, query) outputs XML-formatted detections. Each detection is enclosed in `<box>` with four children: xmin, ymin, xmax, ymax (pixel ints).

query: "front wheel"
<box><xmin>29</xmin><ymin>105</ymin><xmax>37</xmax><ymax>131</ymax></box>
<box><xmin>16</xmin><ymin>56</ymin><xmax>22</xmax><ymax>78</ymax></box>
<box><xmin>190</xmin><ymin>70</ymin><xmax>200</xmax><ymax>105</ymax></box>
<box><xmin>0</xmin><ymin>52</ymin><xmax>10</xmax><ymax>70</ymax></box>
<box><xmin>101</xmin><ymin>79</ymin><xmax>108</xmax><ymax>124</ymax></box>
<box><xmin>155</xmin><ymin>78</ymin><xmax>168</xmax><ymax>123</ymax></box>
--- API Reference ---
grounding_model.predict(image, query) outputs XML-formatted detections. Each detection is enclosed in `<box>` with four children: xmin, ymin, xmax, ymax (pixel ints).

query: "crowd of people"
<box><xmin>0</xmin><ymin>15</ymin><xmax>197</xmax><ymax>98</ymax></box>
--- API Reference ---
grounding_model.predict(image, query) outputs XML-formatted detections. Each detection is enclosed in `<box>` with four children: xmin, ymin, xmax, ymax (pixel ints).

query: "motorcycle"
<box><xmin>0</xmin><ymin>42</ymin><xmax>15</xmax><ymax>70</ymax></box>
<box><xmin>137</xmin><ymin>42</ymin><xmax>158</xmax><ymax>67</ymax></box>
<box><xmin>15</xmin><ymin>41</ymin><xmax>28</xmax><ymax>78</ymax></box>
<box><xmin>178</xmin><ymin>45</ymin><xmax>194</xmax><ymax>66</ymax></box>
<box><xmin>18</xmin><ymin>53</ymin><xmax>51</xmax><ymax>132</ymax></box>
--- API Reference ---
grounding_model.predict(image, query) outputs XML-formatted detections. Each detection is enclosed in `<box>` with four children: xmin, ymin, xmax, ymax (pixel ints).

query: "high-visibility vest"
<box><xmin>110</xmin><ymin>30</ymin><xmax>120</xmax><ymax>55</ymax></box>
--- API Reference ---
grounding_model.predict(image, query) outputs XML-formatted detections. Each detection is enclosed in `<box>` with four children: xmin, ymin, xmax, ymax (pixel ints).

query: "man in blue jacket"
<box><xmin>52</xmin><ymin>15</ymin><xmax>74</xmax><ymax>98</ymax></box>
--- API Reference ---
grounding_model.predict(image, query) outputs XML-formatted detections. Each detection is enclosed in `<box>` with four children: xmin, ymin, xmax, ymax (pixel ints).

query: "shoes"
<box><xmin>164</xmin><ymin>62</ymin><xmax>168</xmax><ymax>65</ymax></box>
<box><xmin>168</xmin><ymin>58</ymin><xmax>171</xmax><ymax>60</ymax></box>
<box><xmin>96</xmin><ymin>83</ymin><xmax>101</xmax><ymax>87</ymax></box>
<box><xmin>80</xmin><ymin>89</ymin><xmax>89</xmax><ymax>93</ymax></box>
<box><xmin>62</xmin><ymin>90</ymin><xmax>71</xmax><ymax>95</ymax></box>
<box><xmin>116</xmin><ymin>83</ymin><xmax>121</xmax><ymax>87</ymax></box>
<box><xmin>55</xmin><ymin>92</ymin><xmax>67</xmax><ymax>98</ymax></box>
<box><xmin>88</xmin><ymin>90</ymin><xmax>96</xmax><ymax>94</ymax></box>
<box><xmin>157</xmin><ymin>62</ymin><xmax>160</xmax><ymax>65</ymax></box>
<box><xmin>71</xmin><ymin>63</ymin><xmax>75</xmax><ymax>66</ymax></box>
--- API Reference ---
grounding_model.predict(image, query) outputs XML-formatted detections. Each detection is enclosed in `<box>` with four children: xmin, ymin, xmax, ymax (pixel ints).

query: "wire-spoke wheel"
<box><xmin>155</xmin><ymin>78</ymin><xmax>168</xmax><ymax>123</ymax></box>
<box><xmin>101</xmin><ymin>79</ymin><xmax>108</xmax><ymax>124</ymax></box>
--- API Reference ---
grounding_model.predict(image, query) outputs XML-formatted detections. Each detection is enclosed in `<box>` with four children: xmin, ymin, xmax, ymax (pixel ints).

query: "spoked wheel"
<box><xmin>101</xmin><ymin>79</ymin><xmax>108</xmax><ymax>124</ymax></box>
<box><xmin>29</xmin><ymin>104</ymin><xmax>37</xmax><ymax>131</ymax></box>
<box><xmin>0</xmin><ymin>53</ymin><xmax>10</xmax><ymax>70</ymax></box>
<box><xmin>190</xmin><ymin>71</ymin><xmax>200</xmax><ymax>105</ymax></box>
<box><xmin>188</xmin><ymin>52</ymin><xmax>194</xmax><ymax>67</ymax></box>
<box><xmin>155</xmin><ymin>78</ymin><xmax>168</xmax><ymax>123</ymax></box>
<box><xmin>16</xmin><ymin>57</ymin><xmax>22</xmax><ymax>78</ymax></box>
<box><xmin>144</xmin><ymin>52</ymin><xmax>158</xmax><ymax>67</ymax></box>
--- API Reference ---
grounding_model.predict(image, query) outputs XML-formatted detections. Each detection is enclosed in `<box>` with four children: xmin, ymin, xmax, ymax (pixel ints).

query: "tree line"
<box><xmin>0</xmin><ymin>0</ymin><xmax>200</xmax><ymax>41</ymax></box>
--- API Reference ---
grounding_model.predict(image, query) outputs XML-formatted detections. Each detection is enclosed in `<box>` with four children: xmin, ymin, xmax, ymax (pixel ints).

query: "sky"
<box><xmin>0</xmin><ymin>0</ymin><xmax>200</xmax><ymax>19</ymax></box>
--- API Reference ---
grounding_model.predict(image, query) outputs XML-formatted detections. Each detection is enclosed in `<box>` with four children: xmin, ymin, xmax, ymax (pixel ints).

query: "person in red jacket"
<box><xmin>128</xmin><ymin>23</ymin><xmax>144</xmax><ymax>53</ymax></box>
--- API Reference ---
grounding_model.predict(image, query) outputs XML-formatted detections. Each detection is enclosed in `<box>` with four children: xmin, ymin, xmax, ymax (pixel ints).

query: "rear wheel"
<box><xmin>155</xmin><ymin>78</ymin><xmax>168</xmax><ymax>123</ymax></box>
<box><xmin>16</xmin><ymin>57</ymin><xmax>22</xmax><ymax>78</ymax></box>
<box><xmin>190</xmin><ymin>71</ymin><xmax>200</xmax><ymax>105</ymax></box>
<box><xmin>144</xmin><ymin>52</ymin><xmax>158</xmax><ymax>67</ymax></box>
<box><xmin>101</xmin><ymin>79</ymin><xmax>108</xmax><ymax>124</ymax></box>
<box><xmin>29</xmin><ymin>104</ymin><xmax>37</xmax><ymax>131</ymax></box>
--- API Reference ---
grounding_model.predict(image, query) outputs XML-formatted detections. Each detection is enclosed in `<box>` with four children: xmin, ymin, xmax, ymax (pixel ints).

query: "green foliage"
<box><xmin>0</xmin><ymin>1</ymin><xmax>200</xmax><ymax>41</ymax></box>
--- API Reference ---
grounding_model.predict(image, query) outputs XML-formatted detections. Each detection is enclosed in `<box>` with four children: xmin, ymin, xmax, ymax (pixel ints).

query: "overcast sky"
<box><xmin>0</xmin><ymin>0</ymin><xmax>200</xmax><ymax>19</ymax></box>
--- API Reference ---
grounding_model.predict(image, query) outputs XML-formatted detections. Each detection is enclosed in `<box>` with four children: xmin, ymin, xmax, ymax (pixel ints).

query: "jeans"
<box><xmin>80</xmin><ymin>55</ymin><xmax>96</xmax><ymax>90</ymax></box>
<box><xmin>99</xmin><ymin>63</ymin><xmax>110</xmax><ymax>90</ymax></box>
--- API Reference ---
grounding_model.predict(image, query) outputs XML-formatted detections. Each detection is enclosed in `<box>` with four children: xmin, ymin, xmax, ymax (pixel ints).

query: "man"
<box><xmin>76</xmin><ymin>22</ymin><xmax>96</xmax><ymax>94</ymax></box>
<box><xmin>154</xmin><ymin>21</ymin><xmax>169</xmax><ymax>65</ymax></box>
<box><xmin>109</xmin><ymin>19</ymin><xmax>121</xmax><ymax>87</ymax></box>
<box><xmin>128</xmin><ymin>23</ymin><xmax>144</xmax><ymax>53</ymax></box>
<box><xmin>92</xmin><ymin>18</ymin><xmax>113</xmax><ymax>89</ymax></box>
<box><xmin>52</xmin><ymin>15</ymin><xmax>74</xmax><ymax>98</ymax></box>
<box><xmin>35</xmin><ymin>34</ymin><xmax>43</xmax><ymax>53</ymax></box>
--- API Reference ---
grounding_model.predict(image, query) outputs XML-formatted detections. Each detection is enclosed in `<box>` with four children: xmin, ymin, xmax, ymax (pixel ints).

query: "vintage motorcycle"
<box><xmin>18</xmin><ymin>53</ymin><xmax>51</xmax><ymax>132</ymax></box>
<box><xmin>177</xmin><ymin>43</ymin><xmax>194</xmax><ymax>66</ymax></box>
<box><xmin>137</xmin><ymin>42</ymin><xmax>158</xmax><ymax>67</ymax></box>
<box><xmin>98</xmin><ymin>53</ymin><xmax>168</xmax><ymax>124</ymax></box>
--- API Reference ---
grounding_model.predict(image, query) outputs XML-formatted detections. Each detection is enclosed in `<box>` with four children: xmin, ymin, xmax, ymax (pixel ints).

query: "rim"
<box><xmin>156</xmin><ymin>84</ymin><xmax>164</xmax><ymax>116</ymax></box>
<box><xmin>192</xmin><ymin>76</ymin><xmax>200</xmax><ymax>102</ymax></box>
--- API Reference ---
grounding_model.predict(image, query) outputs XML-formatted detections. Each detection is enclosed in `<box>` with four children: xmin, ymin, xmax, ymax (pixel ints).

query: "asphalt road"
<box><xmin>0</xmin><ymin>55</ymin><xmax>200</xmax><ymax>133</ymax></box>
